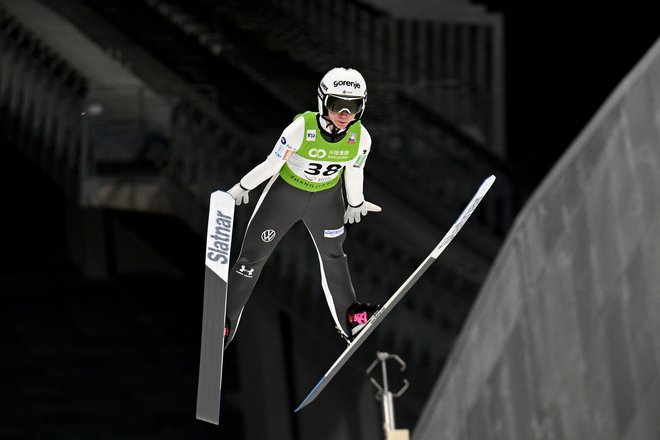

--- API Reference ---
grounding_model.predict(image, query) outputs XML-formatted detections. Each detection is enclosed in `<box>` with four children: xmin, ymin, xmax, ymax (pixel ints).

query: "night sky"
<box><xmin>489</xmin><ymin>2</ymin><xmax>659</xmax><ymax>183</ymax></box>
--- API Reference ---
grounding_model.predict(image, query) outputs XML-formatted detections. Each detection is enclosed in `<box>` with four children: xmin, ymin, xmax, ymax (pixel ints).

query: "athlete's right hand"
<box><xmin>227</xmin><ymin>183</ymin><xmax>250</xmax><ymax>205</ymax></box>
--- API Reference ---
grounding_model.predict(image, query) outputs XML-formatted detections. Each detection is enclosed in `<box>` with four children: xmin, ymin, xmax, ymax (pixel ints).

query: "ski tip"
<box><xmin>211</xmin><ymin>190</ymin><xmax>235</xmax><ymax>202</ymax></box>
<box><xmin>477</xmin><ymin>175</ymin><xmax>496</xmax><ymax>195</ymax></box>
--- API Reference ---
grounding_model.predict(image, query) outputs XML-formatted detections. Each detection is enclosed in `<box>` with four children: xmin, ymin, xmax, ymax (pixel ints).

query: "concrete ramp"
<box><xmin>414</xmin><ymin>36</ymin><xmax>660</xmax><ymax>440</ymax></box>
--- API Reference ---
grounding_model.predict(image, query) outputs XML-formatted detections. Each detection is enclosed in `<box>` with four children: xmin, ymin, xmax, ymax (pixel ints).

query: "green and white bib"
<box><xmin>279</xmin><ymin>112</ymin><xmax>362</xmax><ymax>192</ymax></box>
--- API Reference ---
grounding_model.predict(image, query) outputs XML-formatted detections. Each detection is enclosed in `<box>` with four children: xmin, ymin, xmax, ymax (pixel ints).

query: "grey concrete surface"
<box><xmin>414</xmin><ymin>37</ymin><xmax>660</xmax><ymax>440</ymax></box>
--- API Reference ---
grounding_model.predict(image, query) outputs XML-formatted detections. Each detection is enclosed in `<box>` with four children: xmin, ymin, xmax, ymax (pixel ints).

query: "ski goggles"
<box><xmin>324</xmin><ymin>95</ymin><xmax>364</xmax><ymax>114</ymax></box>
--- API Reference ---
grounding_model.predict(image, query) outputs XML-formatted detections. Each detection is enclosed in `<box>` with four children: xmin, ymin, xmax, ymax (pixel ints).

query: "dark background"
<box><xmin>493</xmin><ymin>3</ymin><xmax>659</xmax><ymax>182</ymax></box>
<box><xmin>1</xmin><ymin>1</ymin><xmax>658</xmax><ymax>438</ymax></box>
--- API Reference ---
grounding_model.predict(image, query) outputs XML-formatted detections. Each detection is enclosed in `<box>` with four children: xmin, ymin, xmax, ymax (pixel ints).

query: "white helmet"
<box><xmin>317</xmin><ymin>67</ymin><xmax>367</xmax><ymax>120</ymax></box>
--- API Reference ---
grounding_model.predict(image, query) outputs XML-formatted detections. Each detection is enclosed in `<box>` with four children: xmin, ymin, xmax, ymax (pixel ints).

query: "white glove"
<box><xmin>227</xmin><ymin>183</ymin><xmax>250</xmax><ymax>205</ymax></box>
<box><xmin>344</xmin><ymin>200</ymin><xmax>381</xmax><ymax>224</ymax></box>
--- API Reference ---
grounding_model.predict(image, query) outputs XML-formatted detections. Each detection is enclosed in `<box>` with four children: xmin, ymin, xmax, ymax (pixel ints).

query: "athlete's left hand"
<box><xmin>344</xmin><ymin>200</ymin><xmax>381</xmax><ymax>224</ymax></box>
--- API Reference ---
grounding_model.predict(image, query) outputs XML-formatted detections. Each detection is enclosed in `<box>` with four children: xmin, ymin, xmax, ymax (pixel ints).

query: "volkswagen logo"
<box><xmin>261</xmin><ymin>229</ymin><xmax>276</xmax><ymax>242</ymax></box>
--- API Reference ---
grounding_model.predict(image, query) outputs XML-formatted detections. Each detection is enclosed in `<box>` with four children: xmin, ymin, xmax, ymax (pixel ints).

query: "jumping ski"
<box><xmin>295</xmin><ymin>175</ymin><xmax>496</xmax><ymax>412</ymax></box>
<box><xmin>196</xmin><ymin>190</ymin><xmax>235</xmax><ymax>424</ymax></box>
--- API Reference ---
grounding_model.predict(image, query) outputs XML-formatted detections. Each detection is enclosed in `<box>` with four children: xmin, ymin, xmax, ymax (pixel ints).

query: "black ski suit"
<box><xmin>226</xmin><ymin>112</ymin><xmax>373</xmax><ymax>342</ymax></box>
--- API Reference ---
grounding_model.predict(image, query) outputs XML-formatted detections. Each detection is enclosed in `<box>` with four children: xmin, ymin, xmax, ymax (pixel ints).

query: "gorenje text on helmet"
<box><xmin>333</xmin><ymin>80</ymin><xmax>361</xmax><ymax>89</ymax></box>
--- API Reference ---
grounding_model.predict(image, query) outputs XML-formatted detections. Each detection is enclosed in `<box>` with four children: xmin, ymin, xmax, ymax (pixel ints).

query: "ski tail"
<box><xmin>294</xmin><ymin>175</ymin><xmax>496</xmax><ymax>412</ymax></box>
<box><xmin>295</xmin><ymin>377</ymin><xmax>328</xmax><ymax>412</ymax></box>
<box><xmin>196</xmin><ymin>191</ymin><xmax>235</xmax><ymax>425</ymax></box>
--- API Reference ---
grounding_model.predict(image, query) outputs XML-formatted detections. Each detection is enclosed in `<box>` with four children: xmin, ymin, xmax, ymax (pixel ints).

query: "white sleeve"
<box><xmin>239</xmin><ymin>116</ymin><xmax>305</xmax><ymax>190</ymax></box>
<box><xmin>343</xmin><ymin>125</ymin><xmax>372</xmax><ymax>206</ymax></box>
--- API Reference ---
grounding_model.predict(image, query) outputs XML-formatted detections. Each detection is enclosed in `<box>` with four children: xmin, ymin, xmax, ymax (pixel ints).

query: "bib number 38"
<box><xmin>304</xmin><ymin>163</ymin><xmax>342</xmax><ymax>177</ymax></box>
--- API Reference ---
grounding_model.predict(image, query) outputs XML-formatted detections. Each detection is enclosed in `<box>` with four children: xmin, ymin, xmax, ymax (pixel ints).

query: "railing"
<box><xmin>369</xmin><ymin>91</ymin><xmax>524</xmax><ymax>238</ymax></box>
<box><xmin>141</xmin><ymin>0</ymin><xmax>522</xmax><ymax>239</ymax></box>
<box><xmin>269</xmin><ymin>0</ymin><xmax>506</xmax><ymax>157</ymax></box>
<box><xmin>2</xmin><ymin>2</ymin><xmax>514</xmax><ymax>425</ymax></box>
<box><xmin>0</xmin><ymin>6</ymin><xmax>86</xmax><ymax>190</ymax></box>
<box><xmin>166</xmin><ymin>97</ymin><xmax>268</xmax><ymax>197</ymax></box>
<box><xmin>68</xmin><ymin>0</ymin><xmax>516</xmax><ymax>386</ymax></box>
<box><xmin>143</xmin><ymin>0</ymin><xmax>504</xmax><ymax>158</ymax></box>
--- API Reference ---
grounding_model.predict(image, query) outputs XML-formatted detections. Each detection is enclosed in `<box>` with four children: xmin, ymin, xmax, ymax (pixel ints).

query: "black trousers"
<box><xmin>226</xmin><ymin>175</ymin><xmax>357</xmax><ymax>338</ymax></box>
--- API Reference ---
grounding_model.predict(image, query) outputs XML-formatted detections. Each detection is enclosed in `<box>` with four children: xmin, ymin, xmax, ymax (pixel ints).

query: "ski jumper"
<box><xmin>226</xmin><ymin>112</ymin><xmax>372</xmax><ymax>337</ymax></box>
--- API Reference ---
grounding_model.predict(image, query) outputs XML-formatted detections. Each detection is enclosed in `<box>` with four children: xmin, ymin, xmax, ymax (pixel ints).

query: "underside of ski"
<box><xmin>196</xmin><ymin>191</ymin><xmax>235</xmax><ymax>425</ymax></box>
<box><xmin>295</xmin><ymin>175</ymin><xmax>496</xmax><ymax>412</ymax></box>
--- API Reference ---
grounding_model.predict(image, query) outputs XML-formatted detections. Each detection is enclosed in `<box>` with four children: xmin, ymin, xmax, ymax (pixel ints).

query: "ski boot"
<box><xmin>346</xmin><ymin>302</ymin><xmax>381</xmax><ymax>341</ymax></box>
